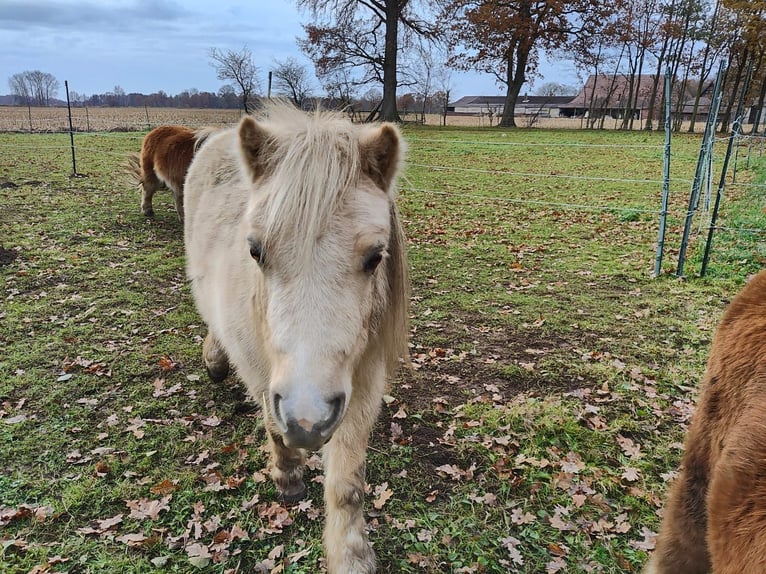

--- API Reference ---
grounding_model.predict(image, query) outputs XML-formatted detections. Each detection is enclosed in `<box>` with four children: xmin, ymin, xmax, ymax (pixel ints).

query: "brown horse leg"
<box><xmin>140</xmin><ymin>169</ymin><xmax>161</xmax><ymax>218</ymax></box>
<box><xmin>171</xmin><ymin>187</ymin><xmax>184</xmax><ymax>223</ymax></box>
<box><xmin>644</xmin><ymin>447</ymin><xmax>712</xmax><ymax>573</ymax></box>
<box><xmin>202</xmin><ymin>332</ymin><xmax>229</xmax><ymax>383</ymax></box>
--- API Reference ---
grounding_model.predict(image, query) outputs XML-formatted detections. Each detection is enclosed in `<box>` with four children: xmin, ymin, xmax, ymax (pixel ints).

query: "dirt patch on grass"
<box><xmin>0</xmin><ymin>246</ymin><xmax>18</xmax><ymax>266</ymax></box>
<box><xmin>395</xmin><ymin>313</ymin><xmax>597</xmax><ymax>413</ymax></box>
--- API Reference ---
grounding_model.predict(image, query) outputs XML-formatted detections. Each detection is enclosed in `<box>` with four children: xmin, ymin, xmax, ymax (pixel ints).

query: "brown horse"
<box><xmin>645</xmin><ymin>269</ymin><xmax>766</xmax><ymax>574</ymax></box>
<box><xmin>126</xmin><ymin>125</ymin><xmax>215</xmax><ymax>222</ymax></box>
<box><xmin>183</xmin><ymin>103</ymin><xmax>410</xmax><ymax>573</ymax></box>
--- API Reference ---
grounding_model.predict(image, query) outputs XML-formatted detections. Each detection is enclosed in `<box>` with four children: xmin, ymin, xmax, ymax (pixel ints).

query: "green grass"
<box><xmin>1</xmin><ymin>125</ymin><xmax>764</xmax><ymax>573</ymax></box>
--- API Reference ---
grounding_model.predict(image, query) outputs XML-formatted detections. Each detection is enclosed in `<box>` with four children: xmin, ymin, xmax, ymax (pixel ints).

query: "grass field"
<box><xmin>1</xmin><ymin>118</ymin><xmax>765</xmax><ymax>573</ymax></box>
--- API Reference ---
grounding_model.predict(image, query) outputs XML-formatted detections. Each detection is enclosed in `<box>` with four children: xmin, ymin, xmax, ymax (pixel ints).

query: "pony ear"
<box><xmin>238</xmin><ymin>116</ymin><xmax>270</xmax><ymax>180</ymax></box>
<box><xmin>360</xmin><ymin>123</ymin><xmax>403</xmax><ymax>193</ymax></box>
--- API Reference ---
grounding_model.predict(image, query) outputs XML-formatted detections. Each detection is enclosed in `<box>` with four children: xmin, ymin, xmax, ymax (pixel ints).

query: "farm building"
<box><xmin>448</xmin><ymin>95</ymin><xmax>574</xmax><ymax>118</ymax></box>
<box><xmin>559</xmin><ymin>74</ymin><xmax>657</xmax><ymax>120</ymax></box>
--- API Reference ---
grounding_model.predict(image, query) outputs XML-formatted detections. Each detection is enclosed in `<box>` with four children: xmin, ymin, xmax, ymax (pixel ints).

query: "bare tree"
<box><xmin>535</xmin><ymin>81</ymin><xmax>578</xmax><ymax>96</ymax></box>
<box><xmin>296</xmin><ymin>0</ymin><xmax>440</xmax><ymax>122</ymax></box>
<box><xmin>9</xmin><ymin>73</ymin><xmax>32</xmax><ymax>105</ymax></box>
<box><xmin>409</xmin><ymin>42</ymin><xmax>452</xmax><ymax>123</ymax></box>
<box><xmin>322</xmin><ymin>68</ymin><xmax>360</xmax><ymax>118</ymax></box>
<box><xmin>272</xmin><ymin>57</ymin><xmax>314</xmax><ymax>108</ymax></box>
<box><xmin>209</xmin><ymin>46</ymin><xmax>260</xmax><ymax>113</ymax></box>
<box><xmin>9</xmin><ymin>70</ymin><xmax>59</xmax><ymax>106</ymax></box>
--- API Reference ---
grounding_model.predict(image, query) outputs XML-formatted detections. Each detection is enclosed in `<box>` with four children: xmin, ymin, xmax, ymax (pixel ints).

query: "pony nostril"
<box><xmin>316</xmin><ymin>394</ymin><xmax>345</xmax><ymax>435</ymax></box>
<box><xmin>273</xmin><ymin>393</ymin><xmax>284</xmax><ymax>423</ymax></box>
<box><xmin>330</xmin><ymin>394</ymin><xmax>344</xmax><ymax>417</ymax></box>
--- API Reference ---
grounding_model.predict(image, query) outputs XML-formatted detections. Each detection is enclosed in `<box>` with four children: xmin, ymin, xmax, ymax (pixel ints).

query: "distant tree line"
<box><xmin>74</xmin><ymin>85</ymin><xmax>244</xmax><ymax>109</ymax></box>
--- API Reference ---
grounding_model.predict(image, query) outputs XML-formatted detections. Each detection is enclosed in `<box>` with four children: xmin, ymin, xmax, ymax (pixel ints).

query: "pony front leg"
<box><xmin>202</xmin><ymin>332</ymin><xmax>230</xmax><ymax>383</ymax></box>
<box><xmin>263</xmin><ymin>407</ymin><xmax>307</xmax><ymax>502</ymax></box>
<box><xmin>322</xmin><ymin>420</ymin><xmax>376</xmax><ymax>573</ymax></box>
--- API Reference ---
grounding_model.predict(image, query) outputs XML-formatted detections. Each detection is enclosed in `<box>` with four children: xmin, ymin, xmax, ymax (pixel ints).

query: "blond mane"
<box><xmin>247</xmin><ymin>104</ymin><xmax>366</xmax><ymax>254</ymax></box>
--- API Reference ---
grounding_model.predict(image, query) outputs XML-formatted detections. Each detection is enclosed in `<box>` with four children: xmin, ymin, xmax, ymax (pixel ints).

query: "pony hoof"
<box><xmin>206</xmin><ymin>364</ymin><xmax>229</xmax><ymax>383</ymax></box>
<box><xmin>279</xmin><ymin>482</ymin><xmax>307</xmax><ymax>503</ymax></box>
<box><xmin>143</xmin><ymin>209</ymin><xmax>155</xmax><ymax>217</ymax></box>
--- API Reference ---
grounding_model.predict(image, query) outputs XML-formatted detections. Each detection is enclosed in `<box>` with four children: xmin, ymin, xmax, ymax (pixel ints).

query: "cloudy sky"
<box><xmin>1</xmin><ymin>0</ymin><xmax>580</xmax><ymax>100</ymax></box>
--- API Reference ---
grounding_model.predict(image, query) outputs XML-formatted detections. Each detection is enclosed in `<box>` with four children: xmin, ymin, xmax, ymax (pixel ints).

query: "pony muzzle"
<box><xmin>272</xmin><ymin>392</ymin><xmax>346</xmax><ymax>450</ymax></box>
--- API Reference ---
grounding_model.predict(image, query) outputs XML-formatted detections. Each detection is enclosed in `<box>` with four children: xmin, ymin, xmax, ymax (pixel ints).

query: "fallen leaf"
<box><xmin>126</xmin><ymin>495</ymin><xmax>171</xmax><ymax>520</ymax></box>
<box><xmin>201</xmin><ymin>415</ymin><xmax>222</xmax><ymax>427</ymax></box>
<box><xmin>150</xmin><ymin>479</ymin><xmax>179</xmax><ymax>495</ymax></box>
<box><xmin>116</xmin><ymin>532</ymin><xmax>149</xmax><ymax>547</ymax></box>
<box><xmin>372</xmin><ymin>482</ymin><xmax>394</xmax><ymax>510</ymax></box>
<box><xmin>621</xmin><ymin>467</ymin><xmax>641</xmax><ymax>482</ymax></box>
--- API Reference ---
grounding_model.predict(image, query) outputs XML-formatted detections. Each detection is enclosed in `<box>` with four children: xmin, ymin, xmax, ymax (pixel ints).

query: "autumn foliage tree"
<box><xmin>441</xmin><ymin>0</ymin><xmax>612</xmax><ymax>127</ymax></box>
<box><xmin>296</xmin><ymin>0</ymin><xmax>438</xmax><ymax>122</ymax></box>
<box><xmin>721</xmin><ymin>0</ymin><xmax>766</xmax><ymax>132</ymax></box>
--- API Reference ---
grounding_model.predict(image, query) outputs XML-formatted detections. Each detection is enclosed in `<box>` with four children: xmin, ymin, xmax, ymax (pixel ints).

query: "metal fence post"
<box><xmin>65</xmin><ymin>80</ymin><xmax>78</xmax><ymax>177</ymax></box>
<box><xmin>700</xmin><ymin>61</ymin><xmax>753</xmax><ymax>276</ymax></box>
<box><xmin>654</xmin><ymin>69</ymin><xmax>672</xmax><ymax>277</ymax></box>
<box><xmin>676</xmin><ymin>63</ymin><xmax>725</xmax><ymax>276</ymax></box>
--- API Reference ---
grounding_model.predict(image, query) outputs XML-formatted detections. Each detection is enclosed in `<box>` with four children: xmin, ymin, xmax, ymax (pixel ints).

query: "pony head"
<box><xmin>236</xmin><ymin>109</ymin><xmax>405</xmax><ymax>449</ymax></box>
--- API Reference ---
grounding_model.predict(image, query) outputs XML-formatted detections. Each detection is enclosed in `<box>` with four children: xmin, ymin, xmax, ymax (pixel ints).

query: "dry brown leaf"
<box><xmin>126</xmin><ymin>495</ymin><xmax>171</xmax><ymax>520</ymax></box>
<box><xmin>372</xmin><ymin>482</ymin><xmax>394</xmax><ymax>510</ymax></box>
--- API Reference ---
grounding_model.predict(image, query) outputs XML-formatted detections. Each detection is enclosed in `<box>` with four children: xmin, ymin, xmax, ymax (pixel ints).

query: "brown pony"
<box><xmin>126</xmin><ymin>125</ymin><xmax>214</xmax><ymax>222</ymax></box>
<box><xmin>645</xmin><ymin>269</ymin><xmax>766</xmax><ymax>574</ymax></box>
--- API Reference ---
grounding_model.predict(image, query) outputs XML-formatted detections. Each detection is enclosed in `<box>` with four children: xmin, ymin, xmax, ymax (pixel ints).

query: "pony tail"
<box><xmin>124</xmin><ymin>152</ymin><xmax>142</xmax><ymax>187</ymax></box>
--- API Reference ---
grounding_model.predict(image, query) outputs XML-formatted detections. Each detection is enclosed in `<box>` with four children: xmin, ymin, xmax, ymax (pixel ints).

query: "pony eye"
<box><xmin>248</xmin><ymin>238</ymin><xmax>265</xmax><ymax>265</ymax></box>
<box><xmin>363</xmin><ymin>248</ymin><xmax>384</xmax><ymax>274</ymax></box>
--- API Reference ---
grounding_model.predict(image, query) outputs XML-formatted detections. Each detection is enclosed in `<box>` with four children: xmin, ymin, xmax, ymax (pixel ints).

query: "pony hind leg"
<box><xmin>140</xmin><ymin>168</ymin><xmax>162</xmax><ymax>218</ymax></box>
<box><xmin>171</xmin><ymin>186</ymin><xmax>184</xmax><ymax>223</ymax></box>
<box><xmin>202</xmin><ymin>332</ymin><xmax>230</xmax><ymax>383</ymax></box>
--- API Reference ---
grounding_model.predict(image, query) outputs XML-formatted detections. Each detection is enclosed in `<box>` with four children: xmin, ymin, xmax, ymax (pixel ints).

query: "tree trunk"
<box><xmin>499</xmin><ymin>45</ymin><xmax>527</xmax><ymax>128</ymax></box>
<box><xmin>380</xmin><ymin>0</ymin><xmax>401</xmax><ymax>122</ymax></box>
<box><xmin>689</xmin><ymin>0</ymin><xmax>720</xmax><ymax>132</ymax></box>
<box><xmin>752</xmin><ymin>72</ymin><xmax>766</xmax><ymax>134</ymax></box>
<box><xmin>645</xmin><ymin>61</ymin><xmax>665</xmax><ymax>131</ymax></box>
<box><xmin>652</xmin><ymin>0</ymin><xmax>681</xmax><ymax>131</ymax></box>
<box><xmin>623</xmin><ymin>47</ymin><xmax>637</xmax><ymax>130</ymax></box>
<box><xmin>629</xmin><ymin>47</ymin><xmax>646</xmax><ymax>131</ymax></box>
<box><xmin>673</xmin><ymin>43</ymin><xmax>694</xmax><ymax>132</ymax></box>
<box><xmin>720</xmin><ymin>51</ymin><xmax>747</xmax><ymax>133</ymax></box>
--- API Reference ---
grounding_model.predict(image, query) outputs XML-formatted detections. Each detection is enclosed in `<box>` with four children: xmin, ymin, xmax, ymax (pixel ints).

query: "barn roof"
<box><xmin>561</xmin><ymin>74</ymin><xmax>656</xmax><ymax>109</ymax></box>
<box><xmin>450</xmin><ymin>95</ymin><xmax>575</xmax><ymax>107</ymax></box>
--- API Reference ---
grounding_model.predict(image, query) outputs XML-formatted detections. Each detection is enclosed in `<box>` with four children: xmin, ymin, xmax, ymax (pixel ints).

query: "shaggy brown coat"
<box><xmin>646</xmin><ymin>269</ymin><xmax>766</xmax><ymax>574</ymax></box>
<box><xmin>126</xmin><ymin>125</ymin><xmax>212</xmax><ymax>222</ymax></box>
